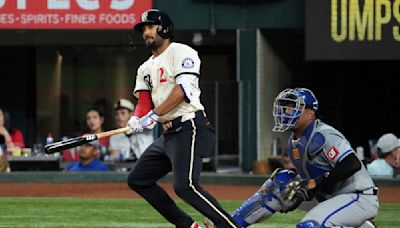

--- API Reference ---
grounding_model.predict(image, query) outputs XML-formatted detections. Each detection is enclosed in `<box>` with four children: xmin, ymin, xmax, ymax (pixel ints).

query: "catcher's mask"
<box><xmin>272</xmin><ymin>88</ymin><xmax>318</xmax><ymax>132</ymax></box>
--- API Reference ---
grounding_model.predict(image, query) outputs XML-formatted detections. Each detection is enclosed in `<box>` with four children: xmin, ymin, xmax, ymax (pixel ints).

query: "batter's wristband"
<box><xmin>149</xmin><ymin>110</ymin><xmax>160</xmax><ymax>122</ymax></box>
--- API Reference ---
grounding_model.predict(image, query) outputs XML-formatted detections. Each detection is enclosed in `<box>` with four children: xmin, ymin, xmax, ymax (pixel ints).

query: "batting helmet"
<box><xmin>134</xmin><ymin>9</ymin><xmax>174</xmax><ymax>39</ymax></box>
<box><xmin>272</xmin><ymin>88</ymin><xmax>318</xmax><ymax>132</ymax></box>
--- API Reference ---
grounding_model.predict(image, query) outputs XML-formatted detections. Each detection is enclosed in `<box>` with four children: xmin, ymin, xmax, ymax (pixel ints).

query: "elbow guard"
<box><xmin>176</xmin><ymin>74</ymin><xmax>201</xmax><ymax>104</ymax></box>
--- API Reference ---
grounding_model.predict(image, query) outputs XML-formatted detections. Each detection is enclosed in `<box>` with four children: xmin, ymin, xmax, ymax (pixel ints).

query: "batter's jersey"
<box><xmin>133</xmin><ymin>42</ymin><xmax>204</xmax><ymax>123</ymax></box>
<box><xmin>288</xmin><ymin>119</ymin><xmax>375</xmax><ymax>198</ymax></box>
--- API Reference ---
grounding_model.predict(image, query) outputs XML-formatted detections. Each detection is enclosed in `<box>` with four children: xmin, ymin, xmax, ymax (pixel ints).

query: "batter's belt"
<box><xmin>170</xmin><ymin>110</ymin><xmax>206</xmax><ymax>128</ymax></box>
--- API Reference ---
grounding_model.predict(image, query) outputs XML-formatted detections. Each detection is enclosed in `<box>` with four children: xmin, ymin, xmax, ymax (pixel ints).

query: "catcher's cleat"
<box><xmin>203</xmin><ymin>217</ymin><xmax>215</xmax><ymax>228</ymax></box>
<box><xmin>359</xmin><ymin>220</ymin><xmax>376</xmax><ymax>228</ymax></box>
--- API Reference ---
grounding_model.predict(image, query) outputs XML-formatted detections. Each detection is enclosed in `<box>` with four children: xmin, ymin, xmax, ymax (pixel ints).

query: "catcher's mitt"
<box><xmin>280</xmin><ymin>179</ymin><xmax>313</xmax><ymax>213</ymax></box>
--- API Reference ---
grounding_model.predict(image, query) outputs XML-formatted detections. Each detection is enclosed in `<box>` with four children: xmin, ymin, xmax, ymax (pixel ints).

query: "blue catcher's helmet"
<box><xmin>272</xmin><ymin>88</ymin><xmax>318</xmax><ymax>132</ymax></box>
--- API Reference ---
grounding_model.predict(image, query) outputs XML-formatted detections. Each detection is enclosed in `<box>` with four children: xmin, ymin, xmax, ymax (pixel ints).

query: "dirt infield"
<box><xmin>0</xmin><ymin>183</ymin><xmax>399</xmax><ymax>203</ymax></box>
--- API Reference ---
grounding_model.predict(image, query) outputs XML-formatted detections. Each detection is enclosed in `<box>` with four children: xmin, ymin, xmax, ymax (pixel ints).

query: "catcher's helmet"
<box><xmin>134</xmin><ymin>9</ymin><xmax>174</xmax><ymax>39</ymax></box>
<box><xmin>272</xmin><ymin>88</ymin><xmax>318</xmax><ymax>132</ymax></box>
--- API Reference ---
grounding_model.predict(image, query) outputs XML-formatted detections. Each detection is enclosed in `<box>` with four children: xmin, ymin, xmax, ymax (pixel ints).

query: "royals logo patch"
<box><xmin>292</xmin><ymin>148</ymin><xmax>300</xmax><ymax>159</ymax></box>
<box><xmin>326</xmin><ymin>146</ymin><xmax>339</xmax><ymax>160</ymax></box>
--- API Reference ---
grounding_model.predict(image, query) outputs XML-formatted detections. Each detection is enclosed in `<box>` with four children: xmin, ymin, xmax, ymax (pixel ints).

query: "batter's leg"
<box><xmin>166</xmin><ymin>119</ymin><xmax>241</xmax><ymax>228</ymax></box>
<box><xmin>299</xmin><ymin>194</ymin><xmax>379</xmax><ymax>228</ymax></box>
<box><xmin>127</xmin><ymin>135</ymin><xmax>195</xmax><ymax>227</ymax></box>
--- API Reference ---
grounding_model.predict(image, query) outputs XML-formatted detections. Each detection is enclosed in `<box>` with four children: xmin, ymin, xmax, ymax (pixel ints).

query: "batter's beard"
<box><xmin>145</xmin><ymin>38</ymin><xmax>163</xmax><ymax>51</ymax></box>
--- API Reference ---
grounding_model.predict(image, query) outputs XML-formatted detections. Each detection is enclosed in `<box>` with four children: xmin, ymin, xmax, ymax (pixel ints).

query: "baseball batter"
<box><xmin>206</xmin><ymin>88</ymin><xmax>379</xmax><ymax>228</ymax></box>
<box><xmin>126</xmin><ymin>9</ymin><xmax>241</xmax><ymax>228</ymax></box>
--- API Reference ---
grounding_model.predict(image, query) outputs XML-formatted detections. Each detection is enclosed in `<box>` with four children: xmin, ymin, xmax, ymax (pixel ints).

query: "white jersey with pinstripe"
<box><xmin>133</xmin><ymin>42</ymin><xmax>204</xmax><ymax>123</ymax></box>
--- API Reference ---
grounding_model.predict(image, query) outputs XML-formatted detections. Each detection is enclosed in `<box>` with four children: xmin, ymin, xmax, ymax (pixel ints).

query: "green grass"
<box><xmin>0</xmin><ymin>197</ymin><xmax>398</xmax><ymax>227</ymax></box>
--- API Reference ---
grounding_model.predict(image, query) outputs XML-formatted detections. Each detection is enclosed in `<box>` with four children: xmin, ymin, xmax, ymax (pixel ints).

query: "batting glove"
<box><xmin>139</xmin><ymin>110</ymin><xmax>159</xmax><ymax>129</ymax></box>
<box><xmin>127</xmin><ymin>116</ymin><xmax>143</xmax><ymax>133</ymax></box>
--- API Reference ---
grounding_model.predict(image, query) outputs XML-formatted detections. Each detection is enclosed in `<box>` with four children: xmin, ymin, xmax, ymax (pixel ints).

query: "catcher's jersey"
<box><xmin>133</xmin><ymin>42</ymin><xmax>204</xmax><ymax>122</ymax></box>
<box><xmin>288</xmin><ymin>119</ymin><xmax>375</xmax><ymax>198</ymax></box>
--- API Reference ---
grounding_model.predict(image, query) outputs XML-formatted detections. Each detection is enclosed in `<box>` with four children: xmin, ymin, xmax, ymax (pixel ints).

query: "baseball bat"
<box><xmin>44</xmin><ymin>126</ymin><xmax>131</xmax><ymax>154</ymax></box>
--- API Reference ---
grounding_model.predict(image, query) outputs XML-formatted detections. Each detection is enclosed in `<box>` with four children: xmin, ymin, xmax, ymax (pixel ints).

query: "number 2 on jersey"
<box><xmin>159</xmin><ymin>68</ymin><xmax>166</xmax><ymax>83</ymax></box>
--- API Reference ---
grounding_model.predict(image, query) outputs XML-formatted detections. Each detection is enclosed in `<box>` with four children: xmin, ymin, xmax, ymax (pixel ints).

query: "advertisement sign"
<box><xmin>306</xmin><ymin>0</ymin><xmax>400</xmax><ymax>60</ymax></box>
<box><xmin>0</xmin><ymin>0</ymin><xmax>151</xmax><ymax>29</ymax></box>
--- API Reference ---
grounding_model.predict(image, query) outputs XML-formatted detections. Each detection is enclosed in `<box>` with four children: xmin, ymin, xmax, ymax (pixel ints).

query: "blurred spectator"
<box><xmin>84</xmin><ymin>107</ymin><xmax>109</xmax><ymax>159</ymax></box>
<box><xmin>355</xmin><ymin>146</ymin><xmax>365</xmax><ymax>163</ymax></box>
<box><xmin>395</xmin><ymin>139</ymin><xmax>400</xmax><ymax>178</ymax></box>
<box><xmin>64</xmin><ymin>143</ymin><xmax>109</xmax><ymax>172</ymax></box>
<box><xmin>62</xmin><ymin>107</ymin><xmax>109</xmax><ymax>162</ymax></box>
<box><xmin>0</xmin><ymin>108</ymin><xmax>25</xmax><ymax>150</ymax></box>
<box><xmin>108</xmin><ymin>99</ymin><xmax>153</xmax><ymax>161</ymax></box>
<box><xmin>281</xmin><ymin>152</ymin><xmax>295</xmax><ymax>170</ymax></box>
<box><xmin>0</xmin><ymin>145</ymin><xmax>10</xmax><ymax>172</ymax></box>
<box><xmin>367</xmin><ymin>133</ymin><xmax>400</xmax><ymax>177</ymax></box>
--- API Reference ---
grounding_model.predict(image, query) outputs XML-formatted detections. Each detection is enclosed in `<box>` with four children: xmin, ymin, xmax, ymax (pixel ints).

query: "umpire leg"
<box><xmin>127</xmin><ymin>135</ymin><xmax>195</xmax><ymax>227</ymax></box>
<box><xmin>166</xmin><ymin>118</ymin><xmax>241</xmax><ymax>228</ymax></box>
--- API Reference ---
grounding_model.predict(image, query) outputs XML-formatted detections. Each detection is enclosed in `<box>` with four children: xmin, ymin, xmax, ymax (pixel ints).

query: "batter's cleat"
<box><xmin>203</xmin><ymin>217</ymin><xmax>215</xmax><ymax>228</ymax></box>
<box><xmin>190</xmin><ymin>222</ymin><xmax>202</xmax><ymax>228</ymax></box>
<box><xmin>359</xmin><ymin>220</ymin><xmax>376</xmax><ymax>228</ymax></box>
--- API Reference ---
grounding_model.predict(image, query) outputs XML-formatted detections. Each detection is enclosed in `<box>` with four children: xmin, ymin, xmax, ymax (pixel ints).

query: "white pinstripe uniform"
<box><xmin>128</xmin><ymin>42</ymin><xmax>240</xmax><ymax>228</ymax></box>
<box><xmin>134</xmin><ymin>42</ymin><xmax>204</xmax><ymax>123</ymax></box>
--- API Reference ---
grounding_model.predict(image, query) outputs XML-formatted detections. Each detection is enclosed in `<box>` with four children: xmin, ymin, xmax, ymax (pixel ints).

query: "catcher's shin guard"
<box><xmin>231</xmin><ymin>169</ymin><xmax>298</xmax><ymax>227</ymax></box>
<box><xmin>231</xmin><ymin>189</ymin><xmax>279</xmax><ymax>227</ymax></box>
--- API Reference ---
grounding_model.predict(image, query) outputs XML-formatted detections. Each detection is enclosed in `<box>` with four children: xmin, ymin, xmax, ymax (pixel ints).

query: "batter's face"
<box><xmin>86</xmin><ymin>110</ymin><xmax>103</xmax><ymax>133</ymax></box>
<box><xmin>114</xmin><ymin>108</ymin><xmax>132</xmax><ymax>128</ymax></box>
<box><xmin>142</xmin><ymin>24</ymin><xmax>164</xmax><ymax>50</ymax></box>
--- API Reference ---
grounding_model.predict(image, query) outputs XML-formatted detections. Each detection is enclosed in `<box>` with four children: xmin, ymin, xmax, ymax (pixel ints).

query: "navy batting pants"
<box><xmin>127</xmin><ymin>112</ymin><xmax>240</xmax><ymax>228</ymax></box>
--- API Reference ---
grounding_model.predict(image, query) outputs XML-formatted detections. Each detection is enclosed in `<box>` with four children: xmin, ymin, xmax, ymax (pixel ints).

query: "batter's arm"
<box><xmin>134</xmin><ymin>85</ymin><xmax>184</xmax><ymax>129</ymax></box>
<box><xmin>134</xmin><ymin>91</ymin><xmax>153</xmax><ymax>118</ymax></box>
<box><xmin>153</xmin><ymin>85</ymin><xmax>184</xmax><ymax>116</ymax></box>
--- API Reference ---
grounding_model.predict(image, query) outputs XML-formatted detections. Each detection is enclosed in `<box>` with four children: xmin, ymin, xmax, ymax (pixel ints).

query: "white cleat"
<box><xmin>359</xmin><ymin>220</ymin><xmax>376</xmax><ymax>228</ymax></box>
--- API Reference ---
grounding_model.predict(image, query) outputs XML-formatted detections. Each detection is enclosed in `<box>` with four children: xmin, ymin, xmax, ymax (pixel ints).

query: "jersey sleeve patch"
<box><xmin>326</xmin><ymin>146</ymin><xmax>339</xmax><ymax>160</ymax></box>
<box><xmin>181</xmin><ymin>57</ymin><xmax>195</xmax><ymax>69</ymax></box>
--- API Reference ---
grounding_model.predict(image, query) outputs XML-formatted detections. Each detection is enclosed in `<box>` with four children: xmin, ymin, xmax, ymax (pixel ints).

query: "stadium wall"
<box><xmin>0</xmin><ymin>172</ymin><xmax>399</xmax><ymax>203</ymax></box>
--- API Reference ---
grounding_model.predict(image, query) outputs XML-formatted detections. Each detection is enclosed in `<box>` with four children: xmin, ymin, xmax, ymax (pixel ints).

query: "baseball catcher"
<box><xmin>206</xmin><ymin>88</ymin><xmax>379</xmax><ymax>228</ymax></box>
